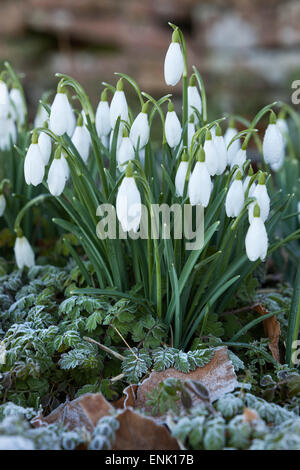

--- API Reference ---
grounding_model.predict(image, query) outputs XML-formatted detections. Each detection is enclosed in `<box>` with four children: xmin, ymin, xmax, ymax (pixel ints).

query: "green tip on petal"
<box><xmin>125</xmin><ymin>161</ymin><xmax>134</xmax><ymax>177</ymax></box>
<box><xmin>242</xmin><ymin>141</ymin><xmax>247</xmax><ymax>151</ymax></box>
<box><xmin>215</xmin><ymin>124</ymin><xmax>222</xmax><ymax>137</ymax></box>
<box><xmin>168</xmin><ymin>100</ymin><xmax>174</xmax><ymax>112</ymax></box>
<box><xmin>253</xmin><ymin>203</ymin><xmax>260</xmax><ymax>218</ymax></box>
<box><xmin>116</xmin><ymin>79</ymin><xmax>124</xmax><ymax>92</ymax></box>
<box><xmin>31</xmin><ymin>131</ymin><xmax>38</xmax><ymax>144</ymax></box>
<box><xmin>77</xmin><ymin>113</ymin><xmax>83</xmax><ymax>127</ymax></box>
<box><xmin>269</xmin><ymin>110</ymin><xmax>277</xmax><ymax>125</ymax></box>
<box><xmin>197</xmin><ymin>146</ymin><xmax>205</xmax><ymax>162</ymax></box>
<box><xmin>205</xmin><ymin>129</ymin><xmax>212</xmax><ymax>141</ymax></box>
<box><xmin>122</xmin><ymin>126</ymin><xmax>129</xmax><ymax>138</ymax></box>
<box><xmin>16</xmin><ymin>228</ymin><xmax>23</xmax><ymax>238</ymax></box>
<box><xmin>248</xmin><ymin>165</ymin><xmax>254</xmax><ymax>176</ymax></box>
<box><xmin>189</xmin><ymin>75</ymin><xmax>196</xmax><ymax>87</ymax></box>
<box><xmin>278</xmin><ymin>109</ymin><xmax>286</xmax><ymax>120</ymax></box>
<box><xmin>57</xmin><ymin>80</ymin><xmax>66</xmax><ymax>94</ymax></box>
<box><xmin>101</xmin><ymin>88</ymin><xmax>108</xmax><ymax>102</ymax></box>
<box><xmin>172</xmin><ymin>28</ymin><xmax>180</xmax><ymax>43</ymax></box>
<box><xmin>181</xmin><ymin>149</ymin><xmax>188</xmax><ymax>162</ymax></box>
<box><xmin>142</xmin><ymin>101</ymin><xmax>149</xmax><ymax>114</ymax></box>
<box><xmin>43</xmin><ymin>120</ymin><xmax>49</xmax><ymax>129</ymax></box>
<box><xmin>235</xmin><ymin>170</ymin><xmax>243</xmax><ymax>181</ymax></box>
<box><xmin>258</xmin><ymin>171</ymin><xmax>266</xmax><ymax>185</ymax></box>
<box><xmin>54</xmin><ymin>146</ymin><xmax>62</xmax><ymax>160</ymax></box>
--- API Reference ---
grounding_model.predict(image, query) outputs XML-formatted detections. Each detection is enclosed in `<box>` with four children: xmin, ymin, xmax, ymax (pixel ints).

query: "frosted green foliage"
<box><xmin>203</xmin><ymin>416</ymin><xmax>226</xmax><ymax>450</ymax></box>
<box><xmin>172</xmin><ymin>416</ymin><xmax>206</xmax><ymax>449</ymax></box>
<box><xmin>121</xmin><ymin>348</ymin><xmax>152</xmax><ymax>383</ymax></box>
<box><xmin>250</xmin><ymin>418</ymin><xmax>300</xmax><ymax>450</ymax></box>
<box><xmin>228</xmin><ymin>350</ymin><xmax>245</xmax><ymax>371</ymax></box>
<box><xmin>244</xmin><ymin>393</ymin><xmax>295</xmax><ymax>425</ymax></box>
<box><xmin>216</xmin><ymin>393</ymin><xmax>244</xmax><ymax>419</ymax></box>
<box><xmin>228</xmin><ymin>415</ymin><xmax>252</xmax><ymax>449</ymax></box>
<box><xmin>89</xmin><ymin>416</ymin><xmax>119</xmax><ymax>450</ymax></box>
<box><xmin>152</xmin><ymin>347</ymin><xmax>177</xmax><ymax>371</ymax></box>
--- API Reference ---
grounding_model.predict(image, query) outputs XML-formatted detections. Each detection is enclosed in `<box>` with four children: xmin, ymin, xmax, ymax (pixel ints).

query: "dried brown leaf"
<box><xmin>255</xmin><ymin>304</ymin><xmax>281</xmax><ymax>362</ymax></box>
<box><xmin>113</xmin><ymin>384</ymin><xmax>138</xmax><ymax>409</ymax></box>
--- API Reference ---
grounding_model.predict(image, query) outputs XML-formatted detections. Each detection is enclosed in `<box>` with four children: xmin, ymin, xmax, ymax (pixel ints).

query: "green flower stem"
<box><xmin>14</xmin><ymin>193</ymin><xmax>52</xmax><ymax>234</ymax></box>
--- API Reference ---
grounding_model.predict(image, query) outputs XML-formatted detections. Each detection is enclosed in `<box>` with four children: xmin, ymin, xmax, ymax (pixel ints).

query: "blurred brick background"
<box><xmin>1</xmin><ymin>0</ymin><xmax>300</xmax><ymax>119</ymax></box>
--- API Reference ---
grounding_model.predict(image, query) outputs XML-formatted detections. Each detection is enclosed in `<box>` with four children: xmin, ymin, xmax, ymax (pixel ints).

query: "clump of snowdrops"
<box><xmin>6</xmin><ymin>24</ymin><xmax>300</xmax><ymax>348</ymax></box>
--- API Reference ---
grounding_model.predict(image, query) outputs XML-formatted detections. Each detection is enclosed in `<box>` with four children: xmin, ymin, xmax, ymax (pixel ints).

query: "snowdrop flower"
<box><xmin>243</xmin><ymin>165</ymin><xmax>256</xmax><ymax>197</ymax></box>
<box><xmin>225</xmin><ymin>171</ymin><xmax>244</xmax><ymax>217</ymax></box>
<box><xmin>164</xmin><ymin>28</ymin><xmax>184</xmax><ymax>86</ymax></box>
<box><xmin>109</xmin><ymin>123</ymin><xmax>123</xmax><ymax>151</ymax></box>
<box><xmin>109</xmin><ymin>79</ymin><xmax>128</xmax><ymax>129</ymax></box>
<box><xmin>188</xmin><ymin>75</ymin><xmax>202</xmax><ymax>121</ymax></box>
<box><xmin>138</xmin><ymin>147</ymin><xmax>145</xmax><ymax>167</ymax></box>
<box><xmin>188</xmin><ymin>114</ymin><xmax>196</xmax><ymax>150</ymax></box>
<box><xmin>117</xmin><ymin>127</ymin><xmax>135</xmax><ymax>171</ymax></box>
<box><xmin>0</xmin><ymin>194</ymin><xmax>6</xmax><ymax>216</ymax></box>
<box><xmin>116</xmin><ymin>162</ymin><xmax>141</xmax><ymax>232</ymax></box>
<box><xmin>100</xmin><ymin>134</ymin><xmax>109</xmax><ymax>150</ymax></box>
<box><xmin>224</xmin><ymin>121</ymin><xmax>240</xmax><ymax>166</ymax></box>
<box><xmin>230</xmin><ymin>145</ymin><xmax>247</xmax><ymax>171</ymax></box>
<box><xmin>204</xmin><ymin>129</ymin><xmax>218</xmax><ymax>176</ymax></box>
<box><xmin>50</xmin><ymin>88</ymin><xmax>73</xmax><ymax>136</ymax></box>
<box><xmin>130</xmin><ymin>101</ymin><xmax>150</xmax><ymax>149</ymax></box>
<box><xmin>245</xmin><ymin>204</ymin><xmax>268</xmax><ymax>262</ymax></box>
<box><xmin>66</xmin><ymin>100</ymin><xmax>76</xmax><ymax>137</ymax></box>
<box><xmin>14</xmin><ymin>234</ymin><xmax>35</xmax><ymax>269</ymax></box>
<box><xmin>276</xmin><ymin>114</ymin><xmax>288</xmax><ymax>140</ymax></box>
<box><xmin>263</xmin><ymin>111</ymin><xmax>284</xmax><ymax>168</ymax></box>
<box><xmin>213</xmin><ymin>125</ymin><xmax>227</xmax><ymax>175</ymax></box>
<box><xmin>47</xmin><ymin>146</ymin><xmax>69</xmax><ymax>196</ymax></box>
<box><xmin>34</xmin><ymin>103</ymin><xmax>48</xmax><ymax>129</ymax></box>
<box><xmin>24</xmin><ymin>132</ymin><xmax>45</xmax><ymax>186</ymax></box>
<box><xmin>10</xmin><ymin>88</ymin><xmax>26</xmax><ymax>126</ymax></box>
<box><xmin>38</xmin><ymin>123</ymin><xmax>52</xmax><ymax>165</ymax></box>
<box><xmin>188</xmin><ymin>147</ymin><xmax>212</xmax><ymax>207</ymax></box>
<box><xmin>248</xmin><ymin>173</ymin><xmax>270</xmax><ymax>223</ymax></box>
<box><xmin>96</xmin><ymin>89</ymin><xmax>111</xmax><ymax>137</ymax></box>
<box><xmin>0</xmin><ymin>80</ymin><xmax>10</xmax><ymax>119</ymax></box>
<box><xmin>165</xmin><ymin>100</ymin><xmax>182</xmax><ymax>148</ymax></box>
<box><xmin>175</xmin><ymin>151</ymin><xmax>188</xmax><ymax>197</ymax></box>
<box><xmin>71</xmin><ymin>114</ymin><xmax>90</xmax><ymax>163</ymax></box>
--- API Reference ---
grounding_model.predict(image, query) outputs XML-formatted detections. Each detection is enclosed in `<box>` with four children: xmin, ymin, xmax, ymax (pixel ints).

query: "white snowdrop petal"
<box><xmin>188</xmin><ymin>86</ymin><xmax>202</xmax><ymax>120</ymax></box>
<box><xmin>96</xmin><ymin>101</ymin><xmax>111</xmax><ymax>137</ymax></box>
<box><xmin>47</xmin><ymin>158</ymin><xmax>67</xmax><ymax>196</ymax></box>
<box><xmin>116</xmin><ymin>177</ymin><xmax>141</xmax><ymax>233</ymax></box>
<box><xmin>49</xmin><ymin>93</ymin><xmax>70</xmax><ymax>136</ymax></box>
<box><xmin>248</xmin><ymin>184</ymin><xmax>270</xmax><ymax>223</ymax></box>
<box><xmin>188</xmin><ymin>162</ymin><xmax>212</xmax><ymax>207</ymax></box>
<box><xmin>10</xmin><ymin>88</ymin><xmax>26</xmax><ymax>125</ymax></box>
<box><xmin>175</xmin><ymin>161</ymin><xmax>188</xmax><ymax>197</ymax></box>
<box><xmin>130</xmin><ymin>112</ymin><xmax>150</xmax><ymax>149</ymax></box>
<box><xmin>117</xmin><ymin>137</ymin><xmax>135</xmax><ymax>171</ymax></box>
<box><xmin>38</xmin><ymin>132</ymin><xmax>52</xmax><ymax>165</ymax></box>
<box><xmin>0</xmin><ymin>194</ymin><xmax>6</xmax><ymax>216</ymax></box>
<box><xmin>110</xmin><ymin>91</ymin><xmax>128</xmax><ymax>129</ymax></box>
<box><xmin>263</xmin><ymin>123</ymin><xmax>285</xmax><ymax>167</ymax></box>
<box><xmin>0</xmin><ymin>81</ymin><xmax>10</xmax><ymax>119</ymax></box>
<box><xmin>213</xmin><ymin>135</ymin><xmax>227</xmax><ymax>175</ymax></box>
<box><xmin>164</xmin><ymin>42</ymin><xmax>184</xmax><ymax>86</ymax></box>
<box><xmin>71</xmin><ymin>126</ymin><xmax>90</xmax><ymax>163</ymax></box>
<box><xmin>230</xmin><ymin>148</ymin><xmax>246</xmax><ymax>170</ymax></box>
<box><xmin>204</xmin><ymin>140</ymin><xmax>218</xmax><ymax>176</ymax></box>
<box><xmin>165</xmin><ymin>111</ymin><xmax>182</xmax><ymax>148</ymax></box>
<box><xmin>245</xmin><ymin>217</ymin><xmax>268</xmax><ymax>261</ymax></box>
<box><xmin>14</xmin><ymin>237</ymin><xmax>35</xmax><ymax>269</ymax></box>
<box><xmin>24</xmin><ymin>143</ymin><xmax>45</xmax><ymax>186</ymax></box>
<box><xmin>224</xmin><ymin>127</ymin><xmax>240</xmax><ymax>166</ymax></box>
<box><xmin>225</xmin><ymin>180</ymin><xmax>244</xmax><ymax>217</ymax></box>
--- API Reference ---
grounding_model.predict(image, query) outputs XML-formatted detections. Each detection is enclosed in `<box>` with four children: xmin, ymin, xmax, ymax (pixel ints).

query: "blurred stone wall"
<box><xmin>0</xmin><ymin>0</ymin><xmax>299</xmax><ymax>119</ymax></box>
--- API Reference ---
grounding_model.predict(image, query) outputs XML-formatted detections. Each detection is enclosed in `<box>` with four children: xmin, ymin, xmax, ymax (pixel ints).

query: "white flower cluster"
<box><xmin>0</xmin><ymin>79</ymin><xmax>25</xmax><ymax>151</ymax></box>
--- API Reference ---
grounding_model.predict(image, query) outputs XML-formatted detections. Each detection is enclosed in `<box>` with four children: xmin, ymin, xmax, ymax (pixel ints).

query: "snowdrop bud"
<box><xmin>165</xmin><ymin>101</ymin><xmax>182</xmax><ymax>148</ymax></box>
<box><xmin>10</xmin><ymin>88</ymin><xmax>26</xmax><ymax>126</ymax></box>
<box><xmin>38</xmin><ymin>122</ymin><xmax>52</xmax><ymax>165</ymax></box>
<box><xmin>188</xmin><ymin>114</ymin><xmax>196</xmax><ymax>150</ymax></box>
<box><xmin>24</xmin><ymin>132</ymin><xmax>45</xmax><ymax>186</ymax></box>
<box><xmin>188</xmin><ymin>75</ymin><xmax>202</xmax><ymax>121</ymax></box>
<box><xmin>248</xmin><ymin>172</ymin><xmax>270</xmax><ymax>223</ymax></box>
<box><xmin>109</xmin><ymin>79</ymin><xmax>128</xmax><ymax>129</ymax></box>
<box><xmin>188</xmin><ymin>147</ymin><xmax>212</xmax><ymax>207</ymax></box>
<box><xmin>204</xmin><ymin>129</ymin><xmax>218</xmax><ymax>176</ymax></box>
<box><xmin>130</xmin><ymin>101</ymin><xmax>150</xmax><ymax>149</ymax></box>
<box><xmin>116</xmin><ymin>162</ymin><xmax>142</xmax><ymax>233</ymax></box>
<box><xmin>231</xmin><ymin>143</ymin><xmax>247</xmax><ymax>170</ymax></box>
<box><xmin>96</xmin><ymin>89</ymin><xmax>111</xmax><ymax>137</ymax></box>
<box><xmin>213</xmin><ymin>125</ymin><xmax>227</xmax><ymax>175</ymax></box>
<box><xmin>0</xmin><ymin>80</ymin><xmax>10</xmax><ymax>119</ymax></box>
<box><xmin>175</xmin><ymin>150</ymin><xmax>188</xmax><ymax>197</ymax></box>
<box><xmin>225</xmin><ymin>170</ymin><xmax>244</xmax><ymax>217</ymax></box>
<box><xmin>71</xmin><ymin>114</ymin><xmax>90</xmax><ymax>163</ymax></box>
<box><xmin>47</xmin><ymin>146</ymin><xmax>69</xmax><ymax>196</ymax></box>
<box><xmin>49</xmin><ymin>89</ymin><xmax>72</xmax><ymax>136</ymax></box>
<box><xmin>263</xmin><ymin>111</ymin><xmax>284</xmax><ymax>167</ymax></box>
<box><xmin>225</xmin><ymin>120</ymin><xmax>240</xmax><ymax>166</ymax></box>
<box><xmin>245</xmin><ymin>204</ymin><xmax>268</xmax><ymax>262</ymax></box>
<box><xmin>164</xmin><ymin>28</ymin><xmax>184</xmax><ymax>86</ymax></box>
<box><xmin>14</xmin><ymin>234</ymin><xmax>35</xmax><ymax>269</ymax></box>
<box><xmin>117</xmin><ymin>127</ymin><xmax>135</xmax><ymax>172</ymax></box>
<box><xmin>0</xmin><ymin>194</ymin><xmax>6</xmax><ymax>216</ymax></box>
<box><xmin>34</xmin><ymin>103</ymin><xmax>48</xmax><ymax>129</ymax></box>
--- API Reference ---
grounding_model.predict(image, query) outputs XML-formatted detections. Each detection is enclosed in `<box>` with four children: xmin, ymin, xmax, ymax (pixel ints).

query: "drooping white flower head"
<box><xmin>204</xmin><ymin>129</ymin><xmax>218</xmax><ymax>176</ymax></box>
<box><xmin>0</xmin><ymin>194</ymin><xmax>6</xmax><ymax>216</ymax></box>
<box><xmin>109</xmin><ymin>79</ymin><xmax>128</xmax><ymax>129</ymax></box>
<box><xmin>34</xmin><ymin>102</ymin><xmax>48</xmax><ymax>129</ymax></box>
<box><xmin>109</xmin><ymin>123</ymin><xmax>123</xmax><ymax>151</ymax></box>
<box><xmin>213</xmin><ymin>125</ymin><xmax>227</xmax><ymax>175</ymax></box>
<box><xmin>14</xmin><ymin>234</ymin><xmax>35</xmax><ymax>269</ymax></box>
<box><xmin>276</xmin><ymin>115</ymin><xmax>288</xmax><ymax>140</ymax></box>
<box><xmin>245</xmin><ymin>204</ymin><xmax>268</xmax><ymax>261</ymax></box>
<box><xmin>66</xmin><ymin>100</ymin><xmax>76</xmax><ymax>137</ymax></box>
<box><xmin>24</xmin><ymin>132</ymin><xmax>45</xmax><ymax>186</ymax></box>
<box><xmin>0</xmin><ymin>80</ymin><xmax>10</xmax><ymax>119</ymax></box>
<box><xmin>165</xmin><ymin>100</ymin><xmax>182</xmax><ymax>148</ymax></box>
<box><xmin>188</xmin><ymin>147</ymin><xmax>212</xmax><ymax>207</ymax></box>
<box><xmin>188</xmin><ymin>75</ymin><xmax>202</xmax><ymax>121</ymax></box>
<box><xmin>130</xmin><ymin>101</ymin><xmax>150</xmax><ymax>149</ymax></box>
<box><xmin>164</xmin><ymin>28</ymin><xmax>184</xmax><ymax>86</ymax></box>
<box><xmin>117</xmin><ymin>127</ymin><xmax>135</xmax><ymax>172</ymax></box>
<box><xmin>38</xmin><ymin>124</ymin><xmax>52</xmax><ymax>165</ymax></box>
<box><xmin>47</xmin><ymin>146</ymin><xmax>69</xmax><ymax>196</ymax></box>
<box><xmin>49</xmin><ymin>88</ymin><xmax>73</xmax><ymax>136</ymax></box>
<box><xmin>248</xmin><ymin>173</ymin><xmax>270</xmax><ymax>223</ymax></box>
<box><xmin>71</xmin><ymin>114</ymin><xmax>91</xmax><ymax>163</ymax></box>
<box><xmin>224</xmin><ymin>122</ymin><xmax>240</xmax><ymax>167</ymax></box>
<box><xmin>263</xmin><ymin>111</ymin><xmax>285</xmax><ymax>168</ymax></box>
<box><xmin>175</xmin><ymin>151</ymin><xmax>188</xmax><ymax>197</ymax></box>
<box><xmin>116</xmin><ymin>162</ymin><xmax>142</xmax><ymax>233</ymax></box>
<box><xmin>95</xmin><ymin>89</ymin><xmax>111</xmax><ymax>137</ymax></box>
<box><xmin>10</xmin><ymin>88</ymin><xmax>26</xmax><ymax>126</ymax></box>
<box><xmin>225</xmin><ymin>171</ymin><xmax>244</xmax><ymax>218</ymax></box>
